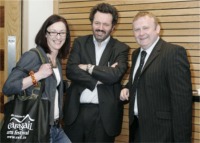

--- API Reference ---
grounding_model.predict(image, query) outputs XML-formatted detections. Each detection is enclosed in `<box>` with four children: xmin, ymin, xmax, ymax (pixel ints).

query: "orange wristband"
<box><xmin>29</xmin><ymin>71</ymin><xmax>38</xmax><ymax>86</ymax></box>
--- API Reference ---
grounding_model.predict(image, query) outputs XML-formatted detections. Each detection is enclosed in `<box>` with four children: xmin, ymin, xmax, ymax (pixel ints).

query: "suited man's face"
<box><xmin>132</xmin><ymin>16</ymin><xmax>160</xmax><ymax>50</ymax></box>
<box><xmin>92</xmin><ymin>11</ymin><xmax>115</xmax><ymax>43</ymax></box>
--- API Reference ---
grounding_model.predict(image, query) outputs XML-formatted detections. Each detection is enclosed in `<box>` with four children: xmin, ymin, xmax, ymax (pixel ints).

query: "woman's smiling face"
<box><xmin>46</xmin><ymin>21</ymin><xmax>67</xmax><ymax>52</ymax></box>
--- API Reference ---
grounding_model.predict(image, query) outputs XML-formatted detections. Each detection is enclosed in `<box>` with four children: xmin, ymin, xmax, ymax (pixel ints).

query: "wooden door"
<box><xmin>0</xmin><ymin>0</ymin><xmax>22</xmax><ymax>126</ymax></box>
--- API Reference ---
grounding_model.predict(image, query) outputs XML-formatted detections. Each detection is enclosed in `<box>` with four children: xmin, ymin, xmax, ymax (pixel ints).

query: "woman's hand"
<box><xmin>22</xmin><ymin>63</ymin><xmax>53</xmax><ymax>90</ymax></box>
<box><xmin>35</xmin><ymin>63</ymin><xmax>53</xmax><ymax>80</ymax></box>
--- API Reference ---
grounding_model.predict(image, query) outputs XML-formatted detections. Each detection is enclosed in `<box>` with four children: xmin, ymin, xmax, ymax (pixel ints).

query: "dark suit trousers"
<box><xmin>64</xmin><ymin>103</ymin><xmax>115</xmax><ymax>143</ymax></box>
<box><xmin>129</xmin><ymin>116</ymin><xmax>141</xmax><ymax>143</ymax></box>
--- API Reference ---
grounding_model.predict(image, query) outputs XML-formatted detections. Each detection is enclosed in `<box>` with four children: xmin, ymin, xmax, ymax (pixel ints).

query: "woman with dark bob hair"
<box><xmin>2</xmin><ymin>14</ymin><xmax>71</xmax><ymax>142</ymax></box>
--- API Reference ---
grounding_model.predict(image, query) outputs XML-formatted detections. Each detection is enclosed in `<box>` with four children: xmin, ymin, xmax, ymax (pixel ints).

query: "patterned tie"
<box><xmin>132</xmin><ymin>50</ymin><xmax>147</xmax><ymax>94</ymax></box>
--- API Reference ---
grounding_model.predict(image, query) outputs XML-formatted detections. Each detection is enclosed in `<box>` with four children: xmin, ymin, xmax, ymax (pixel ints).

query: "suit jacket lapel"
<box><xmin>141</xmin><ymin>38</ymin><xmax>163</xmax><ymax>75</ymax></box>
<box><xmin>85</xmin><ymin>36</ymin><xmax>96</xmax><ymax>65</ymax></box>
<box><xmin>98</xmin><ymin>37</ymin><xmax>114</xmax><ymax>66</ymax></box>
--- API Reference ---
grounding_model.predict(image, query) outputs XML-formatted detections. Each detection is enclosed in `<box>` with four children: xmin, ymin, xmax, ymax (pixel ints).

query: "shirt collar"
<box><xmin>141</xmin><ymin>37</ymin><xmax>160</xmax><ymax>55</ymax></box>
<box><xmin>93</xmin><ymin>36</ymin><xmax>110</xmax><ymax>47</ymax></box>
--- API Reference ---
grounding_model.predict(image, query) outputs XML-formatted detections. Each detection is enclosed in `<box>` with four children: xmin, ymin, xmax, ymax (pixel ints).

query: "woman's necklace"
<box><xmin>47</xmin><ymin>54</ymin><xmax>57</xmax><ymax>68</ymax></box>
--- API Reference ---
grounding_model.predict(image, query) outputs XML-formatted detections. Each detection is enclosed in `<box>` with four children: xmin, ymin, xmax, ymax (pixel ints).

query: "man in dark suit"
<box><xmin>120</xmin><ymin>11</ymin><xmax>192</xmax><ymax>142</ymax></box>
<box><xmin>63</xmin><ymin>3</ymin><xmax>129</xmax><ymax>142</ymax></box>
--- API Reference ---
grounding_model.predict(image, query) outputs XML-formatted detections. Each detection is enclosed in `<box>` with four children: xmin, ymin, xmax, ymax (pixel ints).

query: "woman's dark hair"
<box><xmin>35</xmin><ymin>14</ymin><xmax>71</xmax><ymax>59</ymax></box>
<box><xmin>89</xmin><ymin>3</ymin><xmax>118</xmax><ymax>26</ymax></box>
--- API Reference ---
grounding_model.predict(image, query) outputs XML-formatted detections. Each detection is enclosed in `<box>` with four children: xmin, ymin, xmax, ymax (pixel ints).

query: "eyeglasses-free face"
<box><xmin>92</xmin><ymin>11</ymin><xmax>114</xmax><ymax>43</ymax></box>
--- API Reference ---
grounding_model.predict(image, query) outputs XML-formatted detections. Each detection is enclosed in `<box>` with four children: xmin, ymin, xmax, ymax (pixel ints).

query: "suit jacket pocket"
<box><xmin>156</xmin><ymin>111</ymin><xmax>172</xmax><ymax>120</ymax></box>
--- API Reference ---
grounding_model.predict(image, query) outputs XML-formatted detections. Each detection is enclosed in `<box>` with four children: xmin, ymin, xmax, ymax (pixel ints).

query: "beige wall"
<box><xmin>22</xmin><ymin>0</ymin><xmax>53</xmax><ymax>53</ymax></box>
